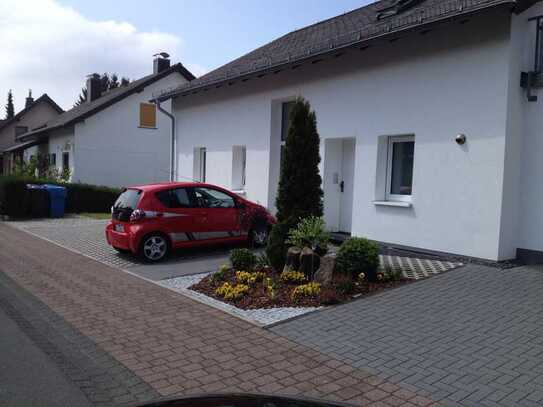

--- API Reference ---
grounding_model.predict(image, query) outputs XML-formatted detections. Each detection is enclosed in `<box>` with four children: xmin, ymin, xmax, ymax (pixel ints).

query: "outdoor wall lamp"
<box><xmin>455</xmin><ymin>134</ymin><xmax>466</xmax><ymax>145</ymax></box>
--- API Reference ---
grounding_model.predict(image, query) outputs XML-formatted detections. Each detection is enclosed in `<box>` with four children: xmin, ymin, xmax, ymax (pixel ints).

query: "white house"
<box><xmin>0</xmin><ymin>92</ymin><xmax>63</xmax><ymax>174</ymax></box>
<box><xmin>20</xmin><ymin>56</ymin><xmax>194</xmax><ymax>187</ymax></box>
<box><xmin>154</xmin><ymin>0</ymin><xmax>543</xmax><ymax>263</ymax></box>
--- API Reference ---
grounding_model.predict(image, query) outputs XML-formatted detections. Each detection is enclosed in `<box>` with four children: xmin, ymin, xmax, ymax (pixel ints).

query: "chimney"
<box><xmin>86</xmin><ymin>73</ymin><xmax>101</xmax><ymax>103</ymax></box>
<box><xmin>25</xmin><ymin>89</ymin><xmax>34</xmax><ymax>109</ymax></box>
<box><xmin>153</xmin><ymin>52</ymin><xmax>171</xmax><ymax>74</ymax></box>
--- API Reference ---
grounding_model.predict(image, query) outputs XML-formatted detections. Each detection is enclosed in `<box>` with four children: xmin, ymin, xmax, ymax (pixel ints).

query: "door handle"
<box><xmin>340</xmin><ymin>181</ymin><xmax>345</xmax><ymax>193</ymax></box>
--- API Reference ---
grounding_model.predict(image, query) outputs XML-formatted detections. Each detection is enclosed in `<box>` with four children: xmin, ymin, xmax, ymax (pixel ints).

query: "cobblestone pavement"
<box><xmin>272</xmin><ymin>264</ymin><xmax>543</xmax><ymax>407</ymax></box>
<box><xmin>8</xmin><ymin>217</ymin><xmax>241</xmax><ymax>277</ymax></box>
<box><xmin>0</xmin><ymin>223</ymin><xmax>438</xmax><ymax>406</ymax></box>
<box><xmin>8</xmin><ymin>217</ymin><xmax>462</xmax><ymax>280</ymax></box>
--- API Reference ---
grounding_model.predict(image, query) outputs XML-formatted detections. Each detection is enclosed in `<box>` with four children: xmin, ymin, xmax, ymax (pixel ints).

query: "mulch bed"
<box><xmin>189</xmin><ymin>268</ymin><xmax>412</xmax><ymax>310</ymax></box>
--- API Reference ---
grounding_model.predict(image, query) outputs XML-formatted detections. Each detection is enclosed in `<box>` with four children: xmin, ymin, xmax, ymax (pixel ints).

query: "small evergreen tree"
<box><xmin>266</xmin><ymin>97</ymin><xmax>324</xmax><ymax>271</ymax></box>
<box><xmin>275</xmin><ymin>97</ymin><xmax>323</xmax><ymax>225</ymax></box>
<box><xmin>5</xmin><ymin>90</ymin><xmax>14</xmax><ymax>119</ymax></box>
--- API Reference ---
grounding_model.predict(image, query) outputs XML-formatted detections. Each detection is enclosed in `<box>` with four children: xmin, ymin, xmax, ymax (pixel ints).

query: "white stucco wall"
<box><xmin>173</xmin><ymin>10</ymin><xmax>515</xmax><ymax>260</ymax></box>
<box><xmin>516</xmin><ymin>2</ymin><xmax>543</xmax><ymax>254</ymax></box>
<box><xmin>47</xmin><ymin>127</ymin><xmax>75</xmax><ymax>179</ymax></box>
<box><xmin>60</xmin><ymin>72</ymin><xmax>187</xmax><ymax>187</ymax></box>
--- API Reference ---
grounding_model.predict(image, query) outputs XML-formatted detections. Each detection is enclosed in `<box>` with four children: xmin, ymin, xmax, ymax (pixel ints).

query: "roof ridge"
<box><xmin>156</xmin><ymin>0</ymin><xmax>515</xmax><ymax>100</ymax></box>
<box><xmin>19</xmin><ymin>63</ymin><xmax>194</xmax><ymax>141</ymax></box>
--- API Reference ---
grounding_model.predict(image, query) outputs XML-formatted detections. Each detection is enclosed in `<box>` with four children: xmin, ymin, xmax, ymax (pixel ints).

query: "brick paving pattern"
<box><xmin>272</xmin><ymin>264</ymin><xmax>543</xmax><ymax>407</ymax></box>
<box><xmin>0</xmin><ymin>271</ymin><xmax>159</xmax><ymax>406</ymax></box>
<box><xmin>0</xmin><ymin>223</ymin><xmax>438</xmax><ymax>406</ymax></box>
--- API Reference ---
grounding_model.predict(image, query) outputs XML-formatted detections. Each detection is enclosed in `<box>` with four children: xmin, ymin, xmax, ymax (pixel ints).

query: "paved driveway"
<box><xmin>272</xmin><ymin>264</ymin><xmax>543</xmax><ymax>407</ymax></box>
<box><xmin>8</xmin><ymin>216</ymin><xmax>251</xmax><ymax>281</ymax></box>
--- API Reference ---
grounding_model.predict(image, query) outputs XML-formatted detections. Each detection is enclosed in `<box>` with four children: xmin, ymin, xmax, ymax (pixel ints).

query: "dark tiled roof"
<box><xmin>155</xmin><ymin>0</ymin><xmax>517</xmax><ymax>100</ymax></box>
<box><xmin>20</xmin><ymin>63</ymin><xmax>195</xmax><ymax>141</ymax></box>
<box><xmin>0</xmin><ymin>93</ymin><xmax>64</xmax><ymax>133</ymax></box>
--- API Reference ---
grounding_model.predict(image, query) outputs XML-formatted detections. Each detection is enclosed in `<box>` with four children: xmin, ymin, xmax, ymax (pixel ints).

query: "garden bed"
<box><xmin>189</xmin><ymin>267</ymin><xmax>412</xmax><ymax>310</ymax></box>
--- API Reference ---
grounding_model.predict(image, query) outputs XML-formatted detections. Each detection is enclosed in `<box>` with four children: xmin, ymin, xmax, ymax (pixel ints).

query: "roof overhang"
<box><xmin>3</xmin><ymin>138</ymin><xmax>47</xmax><ymax>153</ymax></box>
<box><xmin>153</xmin><ymin>0</ymin><xmax>517</xmax><ymax>102</ymax></box>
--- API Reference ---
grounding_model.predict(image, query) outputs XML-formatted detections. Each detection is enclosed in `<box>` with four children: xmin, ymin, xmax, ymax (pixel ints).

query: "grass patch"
<box><xmin>79</xmin><ymin>212</ymin><xmax>111</xmax><ymax>220</ymax></box>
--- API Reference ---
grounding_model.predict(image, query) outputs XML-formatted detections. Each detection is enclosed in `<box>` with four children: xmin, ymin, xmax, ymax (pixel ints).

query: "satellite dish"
<box><xmin>153</xmin><ymin>52</ymin><xmax>170</xmax><ymax>59</ymax></box>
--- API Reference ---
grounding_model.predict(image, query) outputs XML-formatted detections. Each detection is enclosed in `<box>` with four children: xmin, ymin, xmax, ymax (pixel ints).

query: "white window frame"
<box><xmin>193</xmin><ymin>147</ymin><xmax>206</xmax><ymax>182</ymax></box>
<box><xmin>385</xmin><ymin>135</ymin><xmax>415</xmax><ymax>203</ymax></box>
<box><xmin>231</xmin><ymin>145</ymin><xmax>246</xmax><ymax>191</ymax></box>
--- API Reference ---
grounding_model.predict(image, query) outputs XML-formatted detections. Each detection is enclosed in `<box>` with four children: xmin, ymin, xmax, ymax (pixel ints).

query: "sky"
<box><xmin>0</xmin><ymin>0</ymin><xmax>372</xmax><ymax>113</ymax></box>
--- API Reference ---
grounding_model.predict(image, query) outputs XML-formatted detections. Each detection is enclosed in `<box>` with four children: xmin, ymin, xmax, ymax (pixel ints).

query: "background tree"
<box><xmin>109</xmin><ymin>73</ymin><xmax>120</xmax><ymax>89</ymax></box>
<box><xmin>74</xmin><ymin>73</ymin><xmax>130</xmax><ymax>106</ymax></box>
<box><xmin>266</xmin><ymin>97</ymin><xmax>324</xmax><ymax>270</ymax></box>
<box><xmin>5</xmin><ymin>90</ymin><xmax>15</xmax><ymax>119</ymax></box>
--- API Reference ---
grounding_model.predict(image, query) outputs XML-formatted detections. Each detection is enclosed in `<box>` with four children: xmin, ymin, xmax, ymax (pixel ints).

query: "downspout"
<box><xmin>154</xmin><ymin>100</ymin><xmax>176</xmax><ymax>182</ymax></box>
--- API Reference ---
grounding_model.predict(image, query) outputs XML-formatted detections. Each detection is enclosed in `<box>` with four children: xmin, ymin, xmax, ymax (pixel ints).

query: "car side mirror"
<box><xmin>237</xmin><ymin>202</ymin><xmax>246</xmax><ymax>210</ymax></box>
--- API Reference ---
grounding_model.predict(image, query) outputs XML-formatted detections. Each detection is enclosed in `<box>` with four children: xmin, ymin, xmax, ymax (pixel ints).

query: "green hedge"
<box><xmin>0</xmin><ymin>176</ymin><xmax>121</xmax><ymax>218</ymax></box>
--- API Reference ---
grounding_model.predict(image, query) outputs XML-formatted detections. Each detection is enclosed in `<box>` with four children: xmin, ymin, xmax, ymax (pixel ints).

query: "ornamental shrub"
<box><xmin>230</xmin><ymin>248</ymin><xmax>256</xmax><ymax>271</ymax></box>
<box><xmin>265</xmin><ymin>221</ymin><xmax>290</xmax><ymax>271</ymax></box>
<box><xmin>211</xmin><ymin>264</ymin><xmax>230</xmax><ymax>283</ymax></box>
<box><xmin>0</xmin><ymin>175</ymin><xmax>120</xmax><ymax>218</ymax></box>
<box><xmin>335</xmin><ymin>237</ymin><xmax>380</xmax><ymax>281</ymax></box>
<box><xmin>286</xmin><ymin>216</ymin><xmax>330</xmax><ymax>251</ymax></box>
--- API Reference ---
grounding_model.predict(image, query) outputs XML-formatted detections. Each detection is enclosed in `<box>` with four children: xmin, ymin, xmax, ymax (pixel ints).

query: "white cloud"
<box><xmin>0</xmin><ymin>0</ymin><xmax>206</xmax><ymax>112</ymax></box>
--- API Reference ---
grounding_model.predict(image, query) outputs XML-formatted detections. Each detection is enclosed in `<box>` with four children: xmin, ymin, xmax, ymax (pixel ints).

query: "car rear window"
<box><xmin>156</xmin><ymin>188</ymin><xmax>193</xmax><ymax>208</ymax></box>
<box><xmin>113</xmin><ymin>189</ymin><xmax>142</xmax><ymax>210</ymax></box>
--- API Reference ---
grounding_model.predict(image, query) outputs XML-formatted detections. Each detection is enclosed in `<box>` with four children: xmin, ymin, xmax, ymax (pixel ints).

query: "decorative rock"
<box><xmin>285</xmin><ymin>246</ymin><xmax>302</xmax><ymax>270</ymax></box>
<box><xmin>299</xmin><ymin>247</ymin><xmax>320</xmax><ymax>279</ymax></box>
<box><xmin>314</xmin><ymin>255</ymin><xmax>336</xmax><ymax>286</ymax></box>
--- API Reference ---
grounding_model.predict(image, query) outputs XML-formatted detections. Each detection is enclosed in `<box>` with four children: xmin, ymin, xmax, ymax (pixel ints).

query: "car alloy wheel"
<box><xmin>142</xmin><ymin>235</ymin><xmax>168</xmax><ymax>261</ymax></box>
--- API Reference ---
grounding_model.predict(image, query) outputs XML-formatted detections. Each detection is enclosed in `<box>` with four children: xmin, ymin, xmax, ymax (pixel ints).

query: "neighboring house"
<box><xmin>19</xmin><ymin>56</ymin><xmax>194</xmax><ymax>187</ymax></box>
<box><xmin>0</xmin><ymin>92</ymin><xmax>63</xmax><ymax>175</ymax></box>
<box><xmin>154</xmin><ymin>0</ymin><xmax>543</xmax><ymax>262</ymax></box>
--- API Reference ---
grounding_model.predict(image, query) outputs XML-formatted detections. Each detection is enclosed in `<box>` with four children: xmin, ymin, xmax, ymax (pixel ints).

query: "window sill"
<box><xmin>373</xmin><ymin>200</ymin><xmax>412</xmax><ymax>208</ymax></box>
<box><xmin>138</xmin><ymin>126</ymin><xmax>157</xmax><ymax>129</ymax></box>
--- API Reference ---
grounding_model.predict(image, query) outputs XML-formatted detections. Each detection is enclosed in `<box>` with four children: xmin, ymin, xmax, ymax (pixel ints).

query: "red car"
<box><xmin>105</xmin><ymin>182</ymin><xmax>276</xmax><ymax>262</ymax></box>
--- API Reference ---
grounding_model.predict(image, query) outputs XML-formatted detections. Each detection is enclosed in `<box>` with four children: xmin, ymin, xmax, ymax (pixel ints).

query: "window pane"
<box><xmin>114</xmin><ymin>189</ymin><xmax>142</xmax><ymax>210</ymax></box>
<box><xmin>390</xmin><ymin>141</ymin><xmax>414</xmax><ymax>195</ymax></box>
<box><xmin>232</xmin><ymin>145</ymin><xmax>246</xmax><ymax>190</ymax></box>
<box><xmin>173</xmin><ymin>188</ymin><xmax>191</xmax><ymax>207</ymax></box>
<box><xmin>200</xmin><ymin>148</ymin><xmax>206</xmax><ymax>182</ymax></box>
<box><xmin>194</xmin><ymin>187</ymin><xmax>235</xmax><ymax>208</ymax></box>
<box><xmin>281</xmin><ymin>101</ymin><xmax>295</xmax><ymax>142</ymax></box>
<box><xmin>62</xmin><ymin>152</ymin><xmax>69</xmax><ymax>172</ymax></box>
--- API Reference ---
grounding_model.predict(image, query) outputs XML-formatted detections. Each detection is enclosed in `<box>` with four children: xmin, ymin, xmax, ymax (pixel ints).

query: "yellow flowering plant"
<box><xmin>215</xmin><ymin>282</ymin><xmax>250</xmax><ymax>301</ymax></box>
<box><xmin>280</xmin><ymin>270</ymin><xmax>306</xmax><ymax>284</ymax></box>
<box><xmin>291</xmin><ymin>282</ymin><xmax>321</xmax><ymax>300</ymax></box>
<box><xmin>236</xmin><ymin>271</ymin><xmax>266</xmax><ymax>285</ymax></box>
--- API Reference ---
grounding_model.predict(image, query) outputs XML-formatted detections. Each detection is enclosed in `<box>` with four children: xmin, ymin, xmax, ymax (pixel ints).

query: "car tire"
<box><xmin>249</xmin><ymin>224</ymin><xmax>269</xmax><ymax>247</ymax></box>
<box><xmin>139</xmin><ymin>233</ymin><xmax>170</xmax><ymax>263</ymax></box>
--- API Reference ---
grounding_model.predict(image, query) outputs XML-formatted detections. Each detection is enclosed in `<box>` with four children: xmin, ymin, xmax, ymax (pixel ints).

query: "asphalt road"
<box><xmin>0</xmin><ymin>308</ymin><xmax>92</xmax><ymax>407</ymax></box>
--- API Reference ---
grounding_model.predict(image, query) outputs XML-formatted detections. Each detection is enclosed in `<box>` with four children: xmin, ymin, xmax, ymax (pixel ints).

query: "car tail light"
<box><xmin>130</xmin><ymin>209</ymin><xmax>146</xmax><ymax>222</ymax></box>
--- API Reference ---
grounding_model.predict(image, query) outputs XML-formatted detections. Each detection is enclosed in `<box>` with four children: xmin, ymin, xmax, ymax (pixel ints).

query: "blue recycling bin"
<box><xmin>43</xmin><ymin>184</ymin><xmax>67</xmax><ymax>218</ymax></box>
